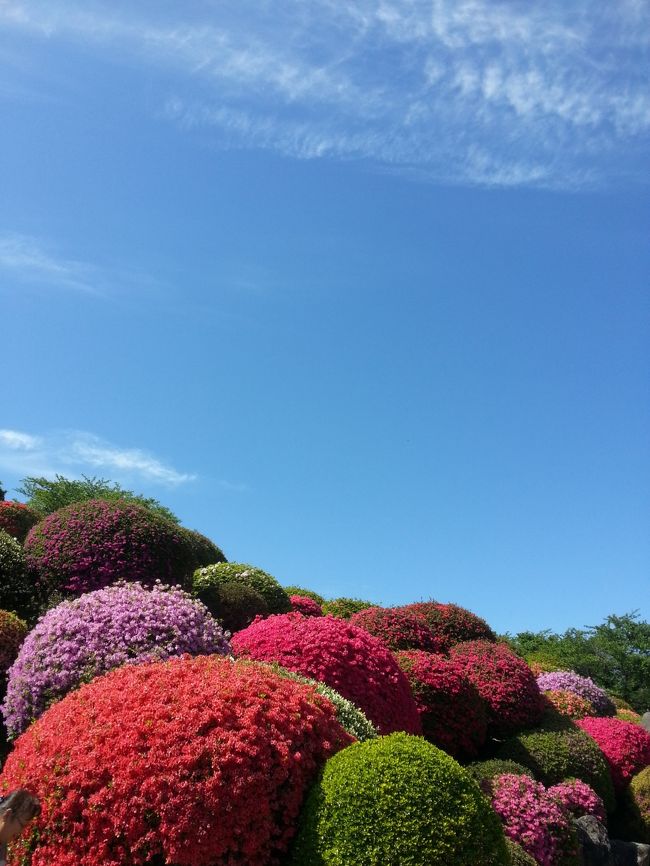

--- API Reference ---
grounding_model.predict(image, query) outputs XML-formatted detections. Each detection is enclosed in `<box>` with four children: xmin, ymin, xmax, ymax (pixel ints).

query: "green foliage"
<box><xmin>321</xmin><ymin>597</ymin><xmax>374</xmax><ymax>619</ymax></box>
<box><xmin>505</xmin><ymin>839</ymin><xmax>538</xmax><ymax>866</ymax></box>
<box><xmin>612</xmin><ymin>766</ymin><xmax>650</xmax><ymax>843</ymax></box>
<box><xmin>178</xmin><ymin>527</ymin><xmax>227</xmax><ymax>569</ymax></box>
<box><xmin>0</xmin><ymin>529</ymin><xmax>42</xmax><ymax>621</ymax></box>
<box><xmin>206</xmin><ymin>582</ymin><xmax>269</xmax><ymax>633</ymax></box>
<box><xmin>504</xmin><ymin>612</ymin><xmax>650</xmax><ymax>713</ymax></box>
<box><xmin>496</xmin><ymin>727</ymin><xmax>615</xmax><ymax>813</ymax></box>
<box><xmin>290</xmin><ymin>732</ymin><xmax>509</xmax><ymax>866</ymax></box>
<box><xmin>17</xmin><ymin>474</ymin><xmax>180</xmax><ymax>524</ymax></box>
<box><xmin>192</xmin><ymin>562</ymin><xmax>291</xmax><ymax>619</ymax></box>
<box><xmin>283</xmin><ymin>586</ymin><xmax>326</xmax><ymax>605</ymax></box>
<box><xmin>467</xmin><ymin>759</ymin><xmax>534</xmax><ymax>790</ymax></box>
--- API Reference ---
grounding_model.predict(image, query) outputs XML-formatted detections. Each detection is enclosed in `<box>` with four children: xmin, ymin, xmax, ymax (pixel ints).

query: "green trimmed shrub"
<box><xmin>193</xmin><ymin>563</ymin><xmax>291</xmax><ymax>618</ymax></box>
<box><xmin>467</xmin><ymin>759</ymin><xmax>534</xmax><ymax>791</ymax></box>
<box><xmin>505</xmin><ymin>839</ymin><xmax>538</xmax><ymax>866</ymax></box>
<box><xmin>283</xmin><ymin>586</ymin><xmax>326</xmax><ymax>605</ymax></box>
<box><xmin>179</xmin><ymin>527</ymin><xmax>227</xmax><ymax>569</ymax></box>
<box><xmin>613</xmin><ymin>766</ymin><xmax>650</xmax><ymax>843</ymax></box>
<box><xmin>0</xmin><ymin>529</ymin><xmax>41</xmax><ymax>621</ymax></box>
<box><xmin>206</xmin><ymin>582</ymin><xmax>269</xmax><ymax>633</ymax></box>
<box><xmin>290</xmin><ymin>732</ymin><xmax>509</xmax><ymax>866</ymax></box>
<box><xmin>497</xmin><ymin>727</ymin><xmax>615</xmax><ymax>813</ymax></box>
<box><xmin>321</xmin><ymin>597</ymin><xmax>374</xmax><ymax>619</ymax></box>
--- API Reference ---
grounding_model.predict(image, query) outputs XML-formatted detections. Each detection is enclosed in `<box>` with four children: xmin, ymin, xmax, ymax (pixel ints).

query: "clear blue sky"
<box><xmin>1</xmin><ymin>1</ymin><xmax>648</xmax><ymax>635</ymax></box>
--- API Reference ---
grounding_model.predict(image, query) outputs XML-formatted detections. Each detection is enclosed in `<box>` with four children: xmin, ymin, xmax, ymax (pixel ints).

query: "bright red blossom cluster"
<box><xmin>449</xmin><ymin>640</ymin><xmax>544</xmax><ymax>735</ymax></box>
<box><xmin>289</xmin><ymin>595</ymin><xmax>323</xmax><ymax>617</ymax></box>
<box><xmin>232</xmin><ymin>613</ymin><xmax>421</xmax><ymax>735</ymax></box>
<box><xmin>576</xmin><ymin>717</ymin><xmax>650</xmax><ymax>792</ymax></box>
<box><xmin>394</xmin><ymin>650</ymin><xmax>487</xmax><ymax>759</ymax></box>
<box><xmin>0</xmin><ymin>656</ymin><xmax>352</xmax><ymax>866</ymax></box>
<box><xmin>349</xmin><ymin>607</ymin><xmax>436</xmax><ymax>652</ymax></box>
<box><xmin>0</xmin><ymin>501</ymin><xmax>40</xmax><ymax>543</ymax></box>
<box><xmin>399</xmin><ymin>602</ymin><xmax>495</xmax><ymax>652</ymax></box>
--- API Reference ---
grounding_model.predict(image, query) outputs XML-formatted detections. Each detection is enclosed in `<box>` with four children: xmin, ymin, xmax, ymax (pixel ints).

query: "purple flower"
<box><xmin>536</xmin><ymin>671</ymin><xmax>615</xmax><ymax>716</ymax></box>
<box><xmin>2</xmin><ymin>580</ymin><xmax>231</xmax><ymax>737</ymax></box>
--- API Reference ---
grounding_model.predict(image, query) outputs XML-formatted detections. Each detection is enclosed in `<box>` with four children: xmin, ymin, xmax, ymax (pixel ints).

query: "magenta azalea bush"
<box><xmin>576</xmin><ymin>717</ymin><xmax>650</xmax><ymax>792</ymax></box>
<box><xmin>232</xmin><ymin>613</ymin><xmax>421</xmax><ymax>735</ymax></box>
<box><xmin>490</xmin><ymin>773</ymin><xmax>578</xmax><ymax>866</ymax></box>
<box><xmin>536</xmin><ymin>671</ymin><xmax>615</xmax><ymax>717</ymax></box>
<box><xmin>547</xmin><ymin>779</ymin><xmax>607</xmax><ymax>824</ymax></box>
<box><xmin>290</xmin><ymin>595</ymin><xmax>324</xmax><ymax>616</ymax></box>
<box><xmin>2</xmin><ymin>580</ymin><xmax>231</xmax><ymax>738</ymax></box>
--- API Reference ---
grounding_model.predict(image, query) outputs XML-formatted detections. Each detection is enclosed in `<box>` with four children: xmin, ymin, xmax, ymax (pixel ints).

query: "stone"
<box><xmin>641</xmin><ymin>711</ymin><xmax>650</xmax><ymax>734</ymax></box>
<box><xmin>574</xmin><ymin>815</ymin><xmax>610</xmax><ymax>866</ymax></box>
<box><xmin>610</xmin><ymin>839</ymin><xmax>642</xmax><ymax>866</ymax></box>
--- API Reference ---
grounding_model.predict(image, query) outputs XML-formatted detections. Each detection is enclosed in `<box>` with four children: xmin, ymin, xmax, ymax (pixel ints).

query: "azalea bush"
<box><xmin>547</xmin><ymin>779</ymin><xmax>607</xmax><ymax>824</ymax></box>
<box><xmin>536</xmin><ymin>671</ymin><xmax>615</xmax><ymax>717</ymax></box>
<box><xmin>283</xmin><ymin>586</ymin><xmax>325</xmax><ymax>605</ymax></box>
<box><xmin>290</xmin><ymin>732</ymin><xmax>508</xmax><ymax>866</ymax></box>
<box><xmin>576</xmin><ymin>717</ymin><xmax>650</xmax><ymax>792</ymax></box>
<box><xmin>0</xmin><ymin>501</ymin><xmax>40</xmax><ymax>543</ymax></box>
<box><xmin>349</xmin><ymin>607</ymin><xmax>435</xmax><ymax>652</ymax></box>
<box><xmin>24</xmin><ymin>499</ymin><xmax>196</xmax><ymax>597</ymax></box>
<box><xmin>399</xmin><ymin>602</ymin><xmax>495</xmax><ymax>652</ymax></box>
<box><xmin>449</xmin><ymin>640</ymin><xmax>544</xmax><ymax>735</ymax></box>
<box><xmin>489</xmin><ymin>773</ymin><xmax>578</xmax><ymax>866</ymax></box>
<box><xmin>232</xmin><ymin>613</ymin><xmax>421</xmax><ymax>735</ymax></box>
<box><xmin>0</xmin><ymin>656</ymin><xmax>352</xmax><ymax>866</ymax></box>
<box><xmin>290</xmin><ymin>595</ymin><xmax>323</xmax><ymax>617</ymax></box>
<box><xmin>0</xmin><ymin>610</ymin><xmax>27</xmax><ymax>674</ymax></box>
<box><xmin>192</xmin><ymin>562</ymin><xmax>291</xmax><ymax>618</ymax></box>
<box><xmin>542</xmin><ymin>689</ymin><xmax>596</xmax><ymax>720</ymax></box>
<box><xmin>3</xmin><ymin>581</ymin><xmax>231</xmax><ymax>738</ymax></box>
<box><xmin>395</xmin><ymin>649</ymin><xmax>487</xmax><ymax>759</ymax></box>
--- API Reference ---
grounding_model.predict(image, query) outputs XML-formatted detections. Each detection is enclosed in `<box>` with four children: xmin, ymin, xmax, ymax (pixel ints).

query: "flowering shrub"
<box><xmin>0</xmin><ymin>529</ymin><xmax>38</xmax><ymax>620</ymax></box>
<box><xmin>394</xmin><ymin>650</ymin><xmax>487</xmax><ymax>759</ymax></box>
<box><xmin>290</xmin><ymin>732</ymin><xmax>508</xmax><ymax>866</ymax></box>
<box><xmin>178</xmin><ymin>527</ymin><xmax>227</xmax><ymax>569</ymax></box>
<box><xmin>497</xmin><ymin>728</ymin><xmax>616</xmax><ymax>812</ymax></box>
<box><xmin>0</xmin><ymin>610</ymin><xmax>27</xmax><ymax>674</ymax></box>
<box><xmin>232</xmin><ymin>613</ymin><xmax>421</xmax><ymax>735</ymax></box>
<box><xmin>616</xmin><ymin>709</ymin><xmax>642</xmax><ymax>724</ymax></box>
<box><xmin>0</xmin><ymin>656</ymin><xmax>352</xmax><ymax>865</ymax></box>
<box><xmin>576</xmin><ymin>717</ymin><xmax>650</xmax><ymax>792</ymax></box>
<box><xmin>543</xmin><ymin>690</ymin><xmax>597</xmax><ymax>720</ymax></box>
<box><xmin>3</xmin><ymin>581</ymin><xmax>231</xmax><ymax>738</ymax></box>
<box><xmin>192</xmin><ymin>562</ymin><xmax>291</xmax><ymax>618</ymax></box>
<box><xmin>0</xmin><ymin>501</ymin><xmax>40</xmax><ymax>543</ymax></box>
<box><xmin>290</xmin><ymin>595</ymin><xmax>323</xmax><ymax>617</ymax></box>
<box><xmin>321</xmin><ymin>597</ymin><xmax>374</xmax><ymax>619</ymax></box>
<box><xmin>449</xmin><ymin>640</ymin><xmax>544</xmax><ymax>735</ymax></box>
<box><xmin>536</xmin><ymin>671</ymin><xmax>615</xmax><ymax>717</ymax></box>
<box><xmin>24</xmin><ymin>499</ymin><xmax>196</xmax><ymax>596</ymax></box>
<box><xmin>547</xmin><ymin>779</ymin><xmax>607</xmax><ymax>824</ymax></box>
<box><xmin>399</xmin><ymin>602</ymin><xmax>495</xmax><ymax>652</ymax></box>
<box><xmin>468</xmin><ymin>759</ymin><xmax>534</xmax><ymax>791</ymax></box>
<box><xmin>490</xmin><ymin>773</ymin><xmax>578</xmax><ymax>866</ymax></box>
<box><xmin>349</xmin><ymin>607</ymin><xmax>436</xmax><ymax>652</ymax></box>
<box><xmin>283</xmin><ymin>586</ymin><xmax>325</xmax><ymax>605</ymax></box>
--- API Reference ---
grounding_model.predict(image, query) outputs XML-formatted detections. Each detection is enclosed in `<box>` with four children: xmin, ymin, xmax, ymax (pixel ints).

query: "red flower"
<box><xmin>576</xmin><ymin>717</ymin><xmax>650</xmax><ymax>792</ymax></box>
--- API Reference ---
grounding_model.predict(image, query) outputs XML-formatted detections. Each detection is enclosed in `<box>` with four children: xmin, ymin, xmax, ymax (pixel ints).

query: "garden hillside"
<box><xmin>0</xmin><ymin>478</ymin><xmax>648</xmax><ymax>866</ymax></box>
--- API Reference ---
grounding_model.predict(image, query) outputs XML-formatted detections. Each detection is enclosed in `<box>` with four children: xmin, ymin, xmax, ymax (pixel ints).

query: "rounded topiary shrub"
<box><xmin>543</xmin><ymin>689</ymin><xmax>596</xmax><ymax>720</ymax></box>
<box><xmin>496</xmin><ymin>727</ymin><xmax>616</xmax><ymax>812</ymax></box>
<box><xmin>321</xmin><ymin>597</ymin><xmax>374</xmax><ymax>619</ymax></box>
<box><xmin>616</xmin><ymin>766</ymin><xmax>650</xmax><ymax>843</ymax></box>
<box><xmin>193</xmin><ymin>562</ymin><xmax>291</xmax><ymax>619</ymax></box>
<box><xmin>547</xmin><ymin>779</ymin><xmax>607</xmax><ymax>824</ymax></box>
<box><xmin>394</xmin><ymin>649</ymin><xmax>487</xmax><ymax>759</ymax></box>
<box><xmin>536</xmin><ymin>671</ymin><xmax>616</xmax><ymax>717</ymax></box>
<box><xmin>289</xmin><ymin>732</ymin><xmax>509</xmax><ymax>866</ymax></box>
<box><xmin>506</xmin><ymin>839</ymin><xmax>538</xmax><ymax>866</ymax></box>
<box><xmin>490</xmin><ymin>773</ymin><xmax>578</xmax><ymax>866</ymax></box>
<box><xmin>467</xmin><ymin>759</ymin><xmax>534</xmax><ymax>790</ymax></box>
<box><xmin>24</xmin><ymin>499</ymin><xmax>196</xmax><ymax>597</ymax></box>
<box><xmin>0</xmin><ymin>656</ymin><xmax>352</xmax><ymax>866</ymax></box>
<box><xmin>616</xmin><ymin>709</ymin><xmax>642</xmax><ymax>724</ymax></box>
<box><xmin>179</xmin><ymin>527</ymin><xmax>227</xmax><ymax>569</ymax></box>
<box><xmin>204</xmin><ymin>581</ymin><xmax>269</xmax><ymax>633</ymax></box>
<box><xmin>576</xmin><ymin>717</ymin><xmax>650</xmax><ymax>793</ymax></box>
<box><xmin>283</xmin><ymin>586</ymin><xmax>325</xmax><ymax>605</ymax></box>
<box><xmin>0</xmin><ymin>529</ymin><xmax>38</xmax><ymax>620</ymax></box>
<box><xmin>0</xmin><ymin>610</ymin><xmax>27</xmax><ymax>675</ymax></box>
<box><xmin>399</xmin><ymin>602</ymin><xmax>495</xmax><ymax>652</ymax></box>
<box><xmin>349</xmin><ymin>607</ymin><xmax>436</xmax><ymax>652</ymax></box>
<box><xmin>232</xmin><ymin>613</ymin><xmax>421</xmax><ymax>735</ymax></box>
<box><xmin>0</xmin><ymin>501</ymin><xmax>40</xmax><ymax>543</ymax></box>
<box><xmin>449</xmin><ymin>640</ymin><xmax>544</xmax><ymax>735</ymax></box>
<box><xmin>2</xmin><ymin>581</ymin><xmax>231</xmax><ymax>738</ymax></box>
<box><xmin>290</xmin><ymin>595</ymin><xmax>324</xmax><ymax>617</ymax></box>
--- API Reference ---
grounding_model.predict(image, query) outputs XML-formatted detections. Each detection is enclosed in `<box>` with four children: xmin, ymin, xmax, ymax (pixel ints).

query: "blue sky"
<box><xmin>1</xmin><ymin>0</ymin><xmax>648</xmax><ymax>635</ymax></box>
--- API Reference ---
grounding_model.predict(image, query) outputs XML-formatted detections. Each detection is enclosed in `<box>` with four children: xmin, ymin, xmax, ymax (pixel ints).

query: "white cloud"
<box><xmin>0</xmin><ymin>428</ymin><xmax>196</xmax><ymax>486</ymax></box>
<box><xmin>0</xmin><ymin>233</ymin><xmax>103</xmax><ymax>294</ymax></box>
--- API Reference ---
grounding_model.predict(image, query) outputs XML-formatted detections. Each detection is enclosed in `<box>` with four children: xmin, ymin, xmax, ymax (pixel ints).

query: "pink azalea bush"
<box><xmin>547</xmin><ymin>779</ymin><xmax>607</xmax><ymax>824</ymax></box>
<box><xmin>576</xmin><ymin>717</ymin><xmax>650</xmax><ymax>792</ymax></box>
<box><xmin>232</xmin><ymin>612</ymin><xmax>421</xmax><ymax>735</ymax></box>
<box><xmin>349</xmin><ymin>606</ymin><xmax>437</xmax><ymax>652</ymax></box>
<box><xmin>289</xmin><ymin>595</ymin><xmax>323</xmax><ymax>617</ymax></box>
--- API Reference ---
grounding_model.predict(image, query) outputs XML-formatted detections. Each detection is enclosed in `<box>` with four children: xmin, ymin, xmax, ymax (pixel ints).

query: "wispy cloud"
<box><xmin>0</xmin><ymin>428</ymin><xmax>196</xmax><ymax>486</ymax></box>
<box><xmin>1</xmin><ymin>0</ymin><xmax>648</xmax><ymax>188</ymax></box>
<box><xmin>0</xmin><ymin>233</ymin><xmax>104</xmax><ymax>294</ymax></box>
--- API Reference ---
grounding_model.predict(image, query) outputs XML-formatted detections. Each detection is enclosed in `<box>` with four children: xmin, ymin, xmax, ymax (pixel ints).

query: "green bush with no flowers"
<box><xmin>505</xmin><ymin>839</ymin><xmax>538</xmax><ymax>866</ymax></box>
<box><xmin>321</xmin><ymin>597</ymin><xmax>374</xmax><ymax>619</ymax></box>
<box><xmin>192</xmin><ymin>562</ymin><xmax>291</xmax><ymax>619</ymax></box>
<box><xmin>290</xmin><ymin>732</ymin><xmax>509</xmax><ymax>866</ymax></box>
<box><xmin>0</xmin><ymin>529</ymin><xmax>42</xmax><ymax>621</ymax></box>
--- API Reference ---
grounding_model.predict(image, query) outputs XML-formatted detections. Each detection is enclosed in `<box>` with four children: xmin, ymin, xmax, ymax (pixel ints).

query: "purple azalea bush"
<box><xmin>2</xmin><ymin>580</ymin><xmax>231</xmax><ymax>738</ymax></box>
<box><xmin>536</xmin><ymin>671</ymin><xmax>615</xmax><ymax>716</ymax></box>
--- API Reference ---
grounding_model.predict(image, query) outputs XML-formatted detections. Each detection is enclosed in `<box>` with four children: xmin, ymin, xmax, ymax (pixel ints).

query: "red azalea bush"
<box><xmin>232</xmin><ymin>613</ymin><xmax>421</xmax><ymax>736</ymax></box>
<box><xmin>490</xmin><ymin>774</ymin><xmax>578</xmax><ymax>866</ymax></box>
<box><xmin>0</xmin><ymin>656</ymin><xmax>352</xmax><ymax>866</ymax></box>
<box><xmin>0</xmin><ymin>502</ymin><xmax>40</xmax><ymax>544</ymax></box>
<box><xmin>449</xmin><ymin>640</ymin><xmax>544</xmax><ymax>736</ymax></box>
<box><xmin>399</xmin><ymin>602</ymin><xmax>495</xmax><ymax>652</ymax></box>
<box><xmin>543</xmin><ymin>690</ymin><xmax>597</xmax><ymax>720</ymax></box>
<box><xmin>547</xmin><ymin>779</ymin><xmax>607</xmax><ymax>824</ymax></box>
<box><xmin>24</xmin><ymin>498</ymin><xmax>195</xmax><ymax>596</ymax></box>
<box><xmin>0</xmin><ymin>609</ymin><xmax>27</xmax><ymax>674</ymax></box>
<box><xmin>290</xmin><ymin>595</ymin><xmax>323</xmax><ymax>617</ymax></box>
<box><xmin>576</xmin><ymin>717</ymin><xmax>650</xmax><ymax>792</ymax></box>
<box><xmin>394</xmin><ymin>649</ymin><xmax>487</xmax><ymax>759</ymax></box>
<box><xmin>348</xmin><ymin>607</ymin><xmax>436</xmax><ymax>652</ymax></box>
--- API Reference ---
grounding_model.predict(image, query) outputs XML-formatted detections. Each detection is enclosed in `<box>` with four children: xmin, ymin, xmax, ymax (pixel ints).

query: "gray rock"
<box><xmin>641</xmin><ymin>711</ymin><xmax>650</xmax><ymax>733</ymax></box>
<box><xmin>610</xmin><ymin>840</ymin><xmax>643</xmax><ymax>866</ymax></box>
<box><xmin>574</xmin><ymin>815</ymin><xmax>610</xmax><ymax>866</ymax></box>
<box><xmin>632</xmin><ymin>843</ymin><xmax>650</xmax><ymax>866</ymax></box>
